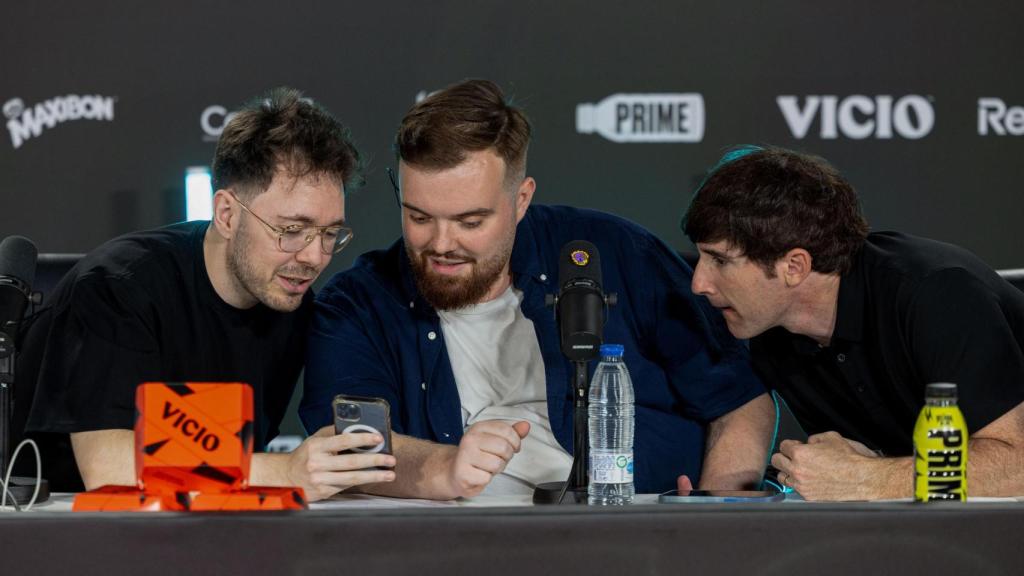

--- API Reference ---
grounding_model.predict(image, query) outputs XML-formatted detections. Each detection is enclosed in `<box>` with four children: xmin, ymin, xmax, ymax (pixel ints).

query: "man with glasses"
<box><xmin>301</xmin><ymin>79</ymin><xmax>773</xmax><ymax>498</ymax></box>
<box><xmin>17</xmin><ymin>88</ymin><xmax>396</xmax><ymax>499</ymax></box>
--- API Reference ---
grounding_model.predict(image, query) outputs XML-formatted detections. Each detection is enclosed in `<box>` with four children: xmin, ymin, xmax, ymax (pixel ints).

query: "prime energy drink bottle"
<box><xmin>914</xmin><ymin>382</ymin><xmax>968</xmax><ymax>502</ymax></box>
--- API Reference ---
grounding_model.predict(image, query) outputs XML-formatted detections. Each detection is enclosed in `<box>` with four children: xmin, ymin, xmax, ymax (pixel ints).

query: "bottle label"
<box><xmin>913</xmin><ymin>405</ymin><xmax>968</xmax><ymax>501</ymax></box>
<box><xmin>590</xmin><ymin>452</ymin><xmax>634</xmax><ymax>484</ymax></box>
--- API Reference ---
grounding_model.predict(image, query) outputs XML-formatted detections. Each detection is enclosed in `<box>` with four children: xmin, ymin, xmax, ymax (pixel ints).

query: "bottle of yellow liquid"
<box><xmin>914</xmin><ymin>382</ymin><xmax>968</xmax><ymax>501</ymax></box>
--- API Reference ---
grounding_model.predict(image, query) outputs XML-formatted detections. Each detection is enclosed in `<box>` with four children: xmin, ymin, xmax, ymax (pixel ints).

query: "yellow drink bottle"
<box><xmin>914</xmin><ymin>382</ymin><xmax>968</xmax><ymax>502</ymax></box>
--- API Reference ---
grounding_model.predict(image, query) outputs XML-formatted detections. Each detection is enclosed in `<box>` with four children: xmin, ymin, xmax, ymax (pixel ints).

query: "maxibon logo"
<box><xmin>4</xmin><ymin>94</ymin><xmax>116</xmax><ymax>149</ymax></box>
<box><xmin>777</xmin><ymin>95</ymin><xmax>934</xmax><ymax>139</ymax></box>
<box><xmin>576</xmin><ymin>93</ymin><xmax>705</xmax><ymax>143</ymax></box>
<box><xmin>978</xmin><ymin>98</ymin><xmax>1024</xmax><ymax>136</ymax></box>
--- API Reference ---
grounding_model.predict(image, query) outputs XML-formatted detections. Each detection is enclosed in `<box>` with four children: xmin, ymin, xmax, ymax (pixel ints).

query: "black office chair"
<box><xmin>998</xmin><ymin>268</ymin><xmax>1024</xmax><ymax>293</ymax></box>
<box><xmin>33</xmin><ymin>253</ymin><xmax>84</xmax><ymax>309</ymax></box>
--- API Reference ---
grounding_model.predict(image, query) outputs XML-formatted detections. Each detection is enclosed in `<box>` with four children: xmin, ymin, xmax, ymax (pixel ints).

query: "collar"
<box><xmin>830</xmin><ymin>246</ymin><xmax>867</xmax><ymax>344</ymax></box>
<box><xmin>509</xmin><ymin>207</ymin><xmax>548</xmax><ymax>285</ymax></box>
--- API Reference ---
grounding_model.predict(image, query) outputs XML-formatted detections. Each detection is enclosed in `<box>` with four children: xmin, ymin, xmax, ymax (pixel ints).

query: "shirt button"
<box><xmin>421</xmin><ymin>382</ymin><xmax>427</xmax><ymax>390</ymax></box>
<box><xmin>443</xmin><ymin>432</ymin><xmax>450</xmax><ymax>438</ymax></box>
<box><xmin>409</xmin><ymin>301</ymin><xmax>415</xmax><ymax>309</ymax></box>
<box><xmin>837</xmin><ymin>353</ymin><xmax>846</xmax><ymax>363</ymax></box>
<box><xmin>540</xmin><ymin>274</ymin><xmax>548</xmax><ymax>282</ymax></box>
<box><xmin>427</xmin><ymin>331</ymin><xmax>437</xmax><ymax>341</ymax></box>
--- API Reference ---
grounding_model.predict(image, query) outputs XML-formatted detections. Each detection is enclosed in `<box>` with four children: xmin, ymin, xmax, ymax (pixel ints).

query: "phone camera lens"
<box><xmin>336</xmin><ymin>402</ymin><xmax>361</xmax><ymax>421</ymax></box>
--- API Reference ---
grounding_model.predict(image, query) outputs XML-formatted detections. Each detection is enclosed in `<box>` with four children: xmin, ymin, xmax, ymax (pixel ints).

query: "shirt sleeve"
<box><xmin>301</xmin><ymin>283</ymin><xmax>404</xmax><ymax>435</ymax></box>
<box><xmin>26</xmin><ymin>274</ymin><xmax>162</xmax><ymax>433</ymax></box>
<box><xmin>904</xmin><ymin>267</ymin><xmax>1024</xmax><ymax>432</ymax></box>
<box><xmin>636</xmin><ymin>234</ymin><xmax>766</xmax><ymax>422</ymax></box>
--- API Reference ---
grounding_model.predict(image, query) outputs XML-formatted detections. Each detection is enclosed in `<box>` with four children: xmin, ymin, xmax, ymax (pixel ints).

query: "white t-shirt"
<box><xmin>438</xmin><ymin>286</ymin><xmax>573</xmax><ymax>495</ymax></box>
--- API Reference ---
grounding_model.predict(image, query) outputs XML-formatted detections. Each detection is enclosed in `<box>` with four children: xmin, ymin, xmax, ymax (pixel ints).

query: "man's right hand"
<box><xmin>445</xmin><ymin>420</ymin><xmax>530</xmax><ymax>498</ymax></box>
<box><xmin>284</xmin><ymin>425</ymin><xmax>397</xmax><ymax>501</ymax></box>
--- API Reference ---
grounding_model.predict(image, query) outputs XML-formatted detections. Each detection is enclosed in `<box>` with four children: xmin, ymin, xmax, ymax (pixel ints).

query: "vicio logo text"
<box><xmin>4</xmin><ymin>94</ymin><xmax>115</xmax><ymax>149</ymax></box>
<box><xmin>777</xmin><ymin>95</ymin><xmax>934</xmax><ymax>140</ymax></box>
<box><xmin>978</xmin><ymin>98</ymin><xmax>1024</xmax><ymax>136</ymax></box>
<box><xmin>162</xmin><ymin>401</ymin><xmax>221</xmax><ymax>452</ymax></box>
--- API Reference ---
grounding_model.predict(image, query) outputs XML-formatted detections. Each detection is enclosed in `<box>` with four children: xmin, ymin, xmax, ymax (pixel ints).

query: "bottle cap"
<box><xmin>599</xmin><ymin>344</ymin><xmax>624</xmax><ymax>357</ymax></box>
<box><xmin>925</xmin><ymin>382</ymin><xmax>958</xmax><ymax>399</ymax></box>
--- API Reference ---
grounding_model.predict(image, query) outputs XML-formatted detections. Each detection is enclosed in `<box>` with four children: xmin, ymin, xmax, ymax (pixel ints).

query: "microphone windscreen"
<box><xmin>558</xmin><ymin>240</ymin><xmax>602</xmax><ymax>290</ymax></box>
<box><xmin>0</xmin><ymin>235</ymin><xmax>38</xmax><ymax>288</ymax></box>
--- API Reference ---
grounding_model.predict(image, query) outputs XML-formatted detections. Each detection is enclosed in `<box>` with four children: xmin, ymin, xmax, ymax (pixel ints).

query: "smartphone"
<box><xmin>658</xmin><ymin>489</ymin><xmax>785</xmax><ymax>503</ymax></box>
<box><xmin>332</xmin><ymin>395</ymin><xmax>393</xmax><ymax>457</ymax></box>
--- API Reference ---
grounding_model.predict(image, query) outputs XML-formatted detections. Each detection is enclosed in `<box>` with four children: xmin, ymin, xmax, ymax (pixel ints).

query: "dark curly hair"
<box><xmin>683</xmin><ymin>146</ymin><xmax>869</xmax><ymax>276</ymax></box>
<box><xmin>212</xmin><ymin>87</ymin><xmax>363</xmax><ymax>198</ymax></box>
<box><xmin>395</xmin><ymin>79</ymin><xmax>531</xmax><ymax>186</ymax></box>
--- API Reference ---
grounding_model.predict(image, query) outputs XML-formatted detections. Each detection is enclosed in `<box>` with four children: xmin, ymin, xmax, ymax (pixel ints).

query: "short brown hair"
<box><xmin>212</xmin><ymin>87</ymin><xmax>363</xmax><ymax>198</ymax></box>
<box><xmin>395</xmin><ymin>79</ymin><xmax>531</xmax><ymax>185</ymax></box>
<box><xmin>683</xmin><ymin>146</ymin><xmax>869</xmax><ymax>275</ymax></box>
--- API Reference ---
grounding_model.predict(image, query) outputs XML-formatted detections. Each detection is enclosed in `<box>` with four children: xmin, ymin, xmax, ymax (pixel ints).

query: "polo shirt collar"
<box><xmin>831</xmin><ymin>247</ymin><xmax>867</xmax><ymax>344</ymax></box>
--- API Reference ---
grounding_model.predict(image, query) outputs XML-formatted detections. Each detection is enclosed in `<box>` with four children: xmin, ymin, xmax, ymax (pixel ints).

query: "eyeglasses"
<box><xmin>229</xmin><ymin>192</ymin><xmax>353</xmax><ymax>255</ymax></box>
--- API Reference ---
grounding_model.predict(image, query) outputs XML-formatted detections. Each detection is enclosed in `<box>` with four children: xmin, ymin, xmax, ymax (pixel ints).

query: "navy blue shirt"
<box><xmin>302</xmin><ymin>205</ymin><xmax>764</xmax><ymax>493</ymax></box>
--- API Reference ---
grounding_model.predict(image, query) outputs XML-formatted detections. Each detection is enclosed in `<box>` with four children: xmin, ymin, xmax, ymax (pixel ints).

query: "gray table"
<box><xmin>2</xmin><ymin>494</ymin><xmax>1022</xmax><ymax>575</ymax></box>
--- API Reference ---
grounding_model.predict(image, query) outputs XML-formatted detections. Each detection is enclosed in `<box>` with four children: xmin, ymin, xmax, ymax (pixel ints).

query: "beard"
<box><xmin>226</xmin><ymin>218</ymin><xmax>318</xmax><ymax>312</ymax></box>
<box><xmin>407</xmin><ymin>234</ymin><xmax>514</xmax><ymax>311</ymax></box>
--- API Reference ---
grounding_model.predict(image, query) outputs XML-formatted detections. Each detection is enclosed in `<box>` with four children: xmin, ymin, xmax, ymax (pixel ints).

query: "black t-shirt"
<box><xmin>15</xmin><ymin>221</ymin><xmax>311</xmax><ymax>491</ymax></box>
<box><xmin>751</xmin><ymin>232</ymin><xmax>1024</xmax><ymax>456</ymax></box>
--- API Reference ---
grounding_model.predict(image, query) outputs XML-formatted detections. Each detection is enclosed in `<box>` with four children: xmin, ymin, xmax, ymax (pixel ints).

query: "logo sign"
<box><xmin>5</xmin><ymin>94</ymin><xmax>116</xmax><ymax>149</ymax></box>
<box><xmin>576</xmin><ymin>93</ymin><xmax>705</xmax><ymax>143</ymax></box>
<box><xmin>777</xmin><ymin>95</ymin><xmax>934</xmax><ymax>140</ymax></box>
<box><xmin>978</xmin><ymin>98</ymin><xmax>1024</xmax><ymax>136</ymax></box>
<box><xmin>570</xmin><ymin>250</ymin><xmax>590</xmax><ymax>266</ymax></box>
<box><xmin>200</xmin><ymin>105</ymin><xmax>237</xmax><ymax>142</ymax></box>
<box><xmin>200</xmin><ymin>97</ymin><xmax>315</xmax><ymax>142</ymax></box>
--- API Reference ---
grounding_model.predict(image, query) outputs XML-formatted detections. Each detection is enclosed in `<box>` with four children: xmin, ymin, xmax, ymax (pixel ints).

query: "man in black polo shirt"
<box><xmin>16</xmin><ymin>88</ymin><xmax>396</xmax><ymax>498</ymax></box>
<box><xmin>682</xmin><ymin>145</ymin><xmax>1024</xmax><ymax>500</ymax></box>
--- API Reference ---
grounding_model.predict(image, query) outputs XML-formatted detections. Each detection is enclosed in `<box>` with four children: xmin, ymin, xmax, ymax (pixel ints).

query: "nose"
<box><xmin>431</xmin><ymin>221</ymin><xmax>459</xmax><ymax>255</ymax></box>
<box><xmin>293</xmin><ymin>236</ymin><xmax>328</xmax><ymax>270</ymax></box>
<box><xmin>691</xmin><ymin>258</ymin><xmax>716</xmax><ymax>296</ymax></box>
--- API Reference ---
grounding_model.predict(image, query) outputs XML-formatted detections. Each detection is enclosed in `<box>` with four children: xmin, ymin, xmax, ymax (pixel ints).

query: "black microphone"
<box><xmin>553</xmin><ymin>240</ymin><xmax>616</xmax><ymax>362</ymax></box>
<box><xmin>0</xmin><ymin>236</ymin><xmax>37</xmax><ymax>358</ymax></box>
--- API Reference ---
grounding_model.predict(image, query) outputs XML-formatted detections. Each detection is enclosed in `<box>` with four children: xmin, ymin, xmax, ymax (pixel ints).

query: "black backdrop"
<box><xmin>3</xmin><ymin>0</ymin><xmax>1023</xmax><ymax>272</ymax></box>
<box><xmin>3</xmin><ymin>0</ymin><xmax>1024</xmax><ymax>438</ymax></box>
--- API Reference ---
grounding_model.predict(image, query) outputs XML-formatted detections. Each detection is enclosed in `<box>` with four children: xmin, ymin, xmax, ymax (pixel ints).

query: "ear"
<box><xmin>513</xmin><ymin>177</ymin><xmax>536</xmax><ymax>223</ymax></box>
<box><xmin>211</xmin><ymin>189</ymin><xmax>240</xmax><ymax>240</ymax></box>
<box><xmin>780</xmin><ymin>248</ymin><xmax>813</xmax><ymax>287</ymax></box>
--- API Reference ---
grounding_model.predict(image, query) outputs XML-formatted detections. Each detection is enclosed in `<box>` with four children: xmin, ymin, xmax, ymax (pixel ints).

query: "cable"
<box><xmin>759</xmin><ymin>391</ymin><xmax>782</xmax><ymax>491</ymax></box>
<box><xmin>1</xmin><ymin>438</ymin><xmax>42</xmax><ymax>511</ymax></box>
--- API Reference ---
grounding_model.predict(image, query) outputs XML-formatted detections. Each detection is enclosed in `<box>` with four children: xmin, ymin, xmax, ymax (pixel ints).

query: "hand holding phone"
<box><xmin>333</xmin><ymin>395</ymin><xmax>393</xmax><ymax>458</ymax></box>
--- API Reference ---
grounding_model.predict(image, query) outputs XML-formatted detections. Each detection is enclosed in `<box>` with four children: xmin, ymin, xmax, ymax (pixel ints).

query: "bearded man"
<box><xmin>301</xmin><ymin>79</ymin><xmax>772</xmax><ymax>498</ymax></box>
<box><xmin>17</xmin><ymin>88</ymin><xmax>396</xmax><ymax>499</ymax></box>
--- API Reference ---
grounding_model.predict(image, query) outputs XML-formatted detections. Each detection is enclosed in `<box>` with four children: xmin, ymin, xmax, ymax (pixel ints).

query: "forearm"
<box><xmin>249</xmin><ymin>453</ymin><xmax>292</xmax><ymax>487</ymax></box>
<box><xmin>964</xmin><ymin>437</ymin><xmax>1024</xmax><ymax>496</ymax></box>
<box><xmin>358</xmin><ymin>433</ymin><xmax>459</xmax><ymax>500</ymax></box>
<box><xmin>70</xmin><ymin>429</ymin><xmax>136</xmax><ymax>489</ymax></box>
<box><xmin>832</xmin><ymin>436</ymin><xmax>1024</xmax><ymax>500</ymax></box>
<box><xmin>699</xmin><ymin>393</ymin><xmax>774</xmax><ymax>490</ymax></box>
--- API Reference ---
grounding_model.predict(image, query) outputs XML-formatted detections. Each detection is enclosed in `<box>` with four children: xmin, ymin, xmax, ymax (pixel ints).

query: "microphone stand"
<box><xmin>0</xmin><ymin>291</ymin><xmax>49</xmax><ymax>506</ymax></box>
<box><xmin>533</xmin><ymin>293</ymin><xmax>616</xmax><ymax>505</ymax></box>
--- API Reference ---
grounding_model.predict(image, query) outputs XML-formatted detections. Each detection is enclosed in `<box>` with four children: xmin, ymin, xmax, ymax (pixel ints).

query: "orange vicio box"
<box><xmin>135</xmin><ymin>382</ymin><xmax>254</xmax><ymax>494</ymax></box>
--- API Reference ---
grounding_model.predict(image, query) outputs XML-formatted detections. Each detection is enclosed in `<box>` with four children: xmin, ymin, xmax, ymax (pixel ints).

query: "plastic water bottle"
<box><xmin>588</xmin><ymin>343</ymin><xmax>635</xmax><ymax>505</ymax></box>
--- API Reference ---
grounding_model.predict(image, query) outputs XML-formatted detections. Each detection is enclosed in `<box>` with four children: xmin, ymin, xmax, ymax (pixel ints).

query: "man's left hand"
<box><xmin>771</xmin><ymin>431</ymin><xmax>879</xmax><ymax>501</ymax></box>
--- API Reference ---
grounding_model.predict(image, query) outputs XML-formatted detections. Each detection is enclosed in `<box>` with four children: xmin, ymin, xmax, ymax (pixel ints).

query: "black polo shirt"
<box><xmin>751</xmin><ymin>232</ymin><xmax>1024</xmax><ymax>456</ymax></box>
